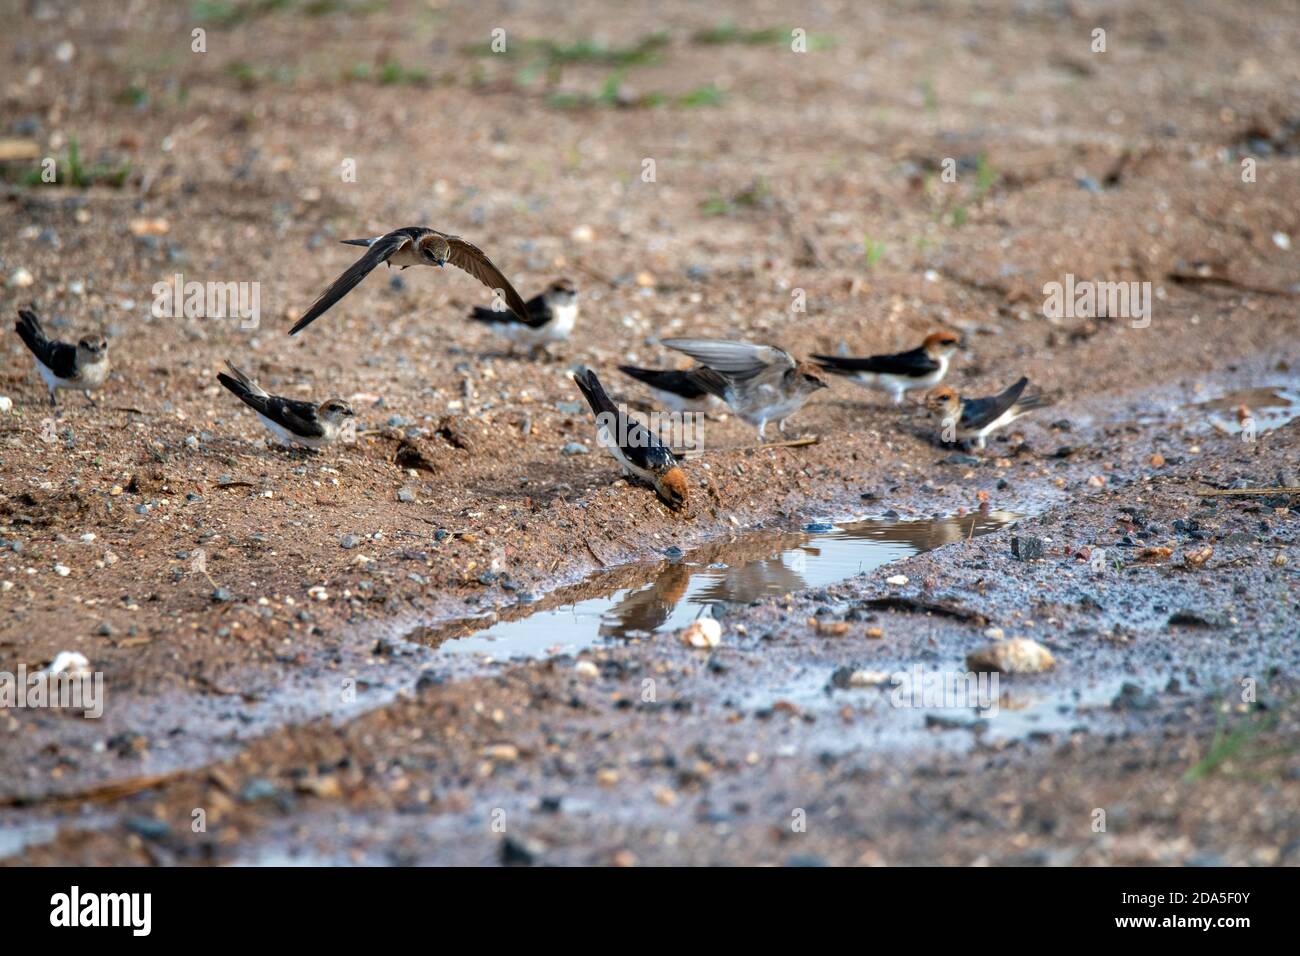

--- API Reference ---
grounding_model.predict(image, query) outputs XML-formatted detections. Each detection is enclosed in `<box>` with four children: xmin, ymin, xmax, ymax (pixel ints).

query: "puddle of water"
<box><xmin>434</xmin><ymin>510</ymin><xmax>1021</xmax><ymax>659</ymax></box>
<box><xmin>1193</xmin><ymin>386</ymin><xmax>1300</xmax><ymax>435</ymax></box>
<box><xmin>1112</xmin><ymin>383</ymin><xmax>1300</xmax><ymax>435</ymax></box>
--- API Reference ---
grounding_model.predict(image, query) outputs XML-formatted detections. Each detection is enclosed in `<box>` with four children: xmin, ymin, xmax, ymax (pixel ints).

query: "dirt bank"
<box><xmin>1</xmin><ymin>0</ymin><xmax>1298</xmax><ymax>863</ymax></box>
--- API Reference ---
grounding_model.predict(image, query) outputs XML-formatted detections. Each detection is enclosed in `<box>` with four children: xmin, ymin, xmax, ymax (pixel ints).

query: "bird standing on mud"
<box><xmin>572</xmin><ymin>367</ymin><xmax>688</xmax><ymax>510</ymax></box>
<box><xmin>217</xmin><ymin>361</ymin><xmax>355</xmax><ymax>451</ymax></box>
<box><xmin>13</xmin><ymin>308</ymin><xmax>109</xmax><ymax>407</ymax></box>
<box><xmin>468</xmin><ymin>278</ymin><xmax>579</xmax><ymax>356</ymax></box>
<box><xmin>813</xmin><ymin>330</ymin><xmax>962</xmax><ymax>405</ymax></box>
<box><xmin>925</xmin><ymin>377</ymin><xmax>1050</xmax><ymax>449</ymax></box>
<box><xmin>289</xmin><ymin>226</ymin><xmax>529</xmax><ymax>335</ymax></box>
<box><xmin>660</xmin><ymin>338</ymin><xmax>827</xmax><ymax>440</ymax></box>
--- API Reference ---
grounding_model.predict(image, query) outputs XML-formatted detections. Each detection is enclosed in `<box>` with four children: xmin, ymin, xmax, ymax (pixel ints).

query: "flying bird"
<box><xmin>217</xmin><ymin>361</ymin><xmax>354</xmax><ymax>451</ymax></box>
<box><xmin>572</xmin><ymin>367</ymin><xmax>687</xmax><ymax>510</ymax></box>
<box><xmin>812</xmin><ymin>330</ymin><xmax>962</xmax><ymax>404</ymax></box>
<box><xmin>660</xmin><ymin>338</ymin><xmax>827</xmax><ymax>439</ymax></box>
<box><xmin>617</xmin><ymin>364</ymin><xmax>717</xmax><ymax>412</ymax></box>
<box><xmin>289</xmin><ymin>226</ymin><xmax>529</xmax><ymax>335</ymax></box>
<box><xmin>924</xmin><ymin>377</ymin><xmax>1050</xmax><ymax>449</ymax></box>
<box><xmin>468</xmin><ymin>278</ymin><xmax>578</xmax><ymax>355</ymax></box>
<box><xmin>13</xmin><ymin>308</ymin><xmax>109</xmax><ymax>406</ymax></box>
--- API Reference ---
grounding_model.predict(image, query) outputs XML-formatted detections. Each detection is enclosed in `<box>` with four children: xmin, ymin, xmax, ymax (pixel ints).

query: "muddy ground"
<box><xmin>1</xmin><ymin>0</ymin><xmax>1298</xmax><ymax>865</ymax></box>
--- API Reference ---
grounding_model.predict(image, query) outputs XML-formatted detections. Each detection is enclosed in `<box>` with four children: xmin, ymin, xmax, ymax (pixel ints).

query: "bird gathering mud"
<box><xmin>1</xmin><ymin>0</ymin><xmax>1298</xmax><ymax>865</ymax></box>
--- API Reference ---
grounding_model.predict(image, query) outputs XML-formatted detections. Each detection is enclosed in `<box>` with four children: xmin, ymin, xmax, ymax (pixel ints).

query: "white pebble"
<box><xmin>680</xmin><ymin>618</ymin><xmax>722</xmax><ymax>648</ymax></box>
<box><xmin>48</xmin><ymin>651</ymin><xmax>91</xmax><ymax>675</ymax></box>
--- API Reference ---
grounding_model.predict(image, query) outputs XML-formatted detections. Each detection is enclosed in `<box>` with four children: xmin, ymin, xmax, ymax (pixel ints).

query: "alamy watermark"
<box><xmin>594</xmin><ymin>408</ymin><xmax>705</xmax><ymax>459</ymax></box>
<box><xmin>151</xmin><ymin>273</ymin><xmax>260</xmax><ymax>329</ymax></box>
<box><xmin>0</xmin><ymin>664</ymin><xmax>103</xmax><ymax>718</ymax></box>
<box><xmin>1043</xmin><ymin>274</ymin><xmax>1151</xmax><ymax>328</ymax></box>
<box><xmin>890</xmin><ymin>666</ymin><xmax>1000</xmax><ymax>717</ymax></box>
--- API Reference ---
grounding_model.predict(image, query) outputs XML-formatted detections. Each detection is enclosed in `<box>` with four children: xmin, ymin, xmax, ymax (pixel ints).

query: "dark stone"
<box><xmin>239</xmin><ymin>779</ymin><xmax>278</xmax><ymax>802</ymax></box>
<box><xmin>500</xmin><ymin>836</ymin><xmax>539</xmax><ymax>866</ymax></box>
<box><xmin>1010</xmin><ymin>535</ymin><xmax>1044</xmax><ymax>561</ymax></box>
<box><xmin>1168</xmin><ymin>610</ymin><xmax>1229</xmax><ymax>629</ymax></box>
<box><xmin>1111</xmin><ymin>682</ymin><xmax>1158</xmax><ymax>711</ymax></box>
<box><xmin>124</xmin><ymin>817</ymin><xmax>172</xmax><ymax>840</ymax></box>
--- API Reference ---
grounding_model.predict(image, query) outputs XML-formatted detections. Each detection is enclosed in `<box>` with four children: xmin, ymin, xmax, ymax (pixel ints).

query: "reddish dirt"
<box><xmin>1</xmin><ymin>0</ymin><xmax>1298</xmax><ymax>864</ymax></box>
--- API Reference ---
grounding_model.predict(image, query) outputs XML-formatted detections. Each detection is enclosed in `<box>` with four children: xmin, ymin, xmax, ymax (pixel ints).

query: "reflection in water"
<box><xmin>434</xmin><ymin>511</ymin><xmax>1020</xmax><ymax>659</ymax></box>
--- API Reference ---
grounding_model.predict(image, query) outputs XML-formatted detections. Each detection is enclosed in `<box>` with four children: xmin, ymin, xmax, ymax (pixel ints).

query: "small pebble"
<box><xmin>680</xmin><ymin>618</ymin><xmax>721</xmax><ymax>648</ymax></box>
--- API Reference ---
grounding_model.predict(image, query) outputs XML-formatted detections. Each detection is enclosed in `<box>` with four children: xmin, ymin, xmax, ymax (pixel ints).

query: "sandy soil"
<box><xmin>1</xmin><ymin>0</ymin><xmax>1298</xmax><ymax>864</ymax></box>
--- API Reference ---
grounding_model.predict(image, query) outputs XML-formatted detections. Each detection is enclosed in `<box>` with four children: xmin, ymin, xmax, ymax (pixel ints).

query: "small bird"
<box><xmin>572</xmin><ymin>367</ymin><xmax>687</xmax><ymax>510</ymax></box>
<box><xmin>617</xmin><ymin>364</ymin><xmax>717</xmax><ymax>412</ymax></box>
<box><xmin>468</xmin><ymin>277</ymin><xmax>578</xmax><ymax>355</ymax></box>
<box><xmin>289</xmin><ymin>226</ymin><xmax>529</xmax><ymax>335</ymax></box>
<box><xmin>812</xmin><ymin>330</ymin><xmax>962</xmax><ymax>404</ymax></box>
<box><xmin>13</xmin><ymin>308</ymin><xmax>109</xmax><ymax>406</ymax></box>
<box><xmin>217</xmin><ymin>361</ymin><xmax>354</xmax><ymax>451</ymax></box>
<box><xmin>660</xmin><ymin>338</ymin><xmax>827</xmax><ymax>439</ymax></box>
<box><xmin>924</xmin><ymin>377</ymin><xmax>1050</xmax><ymax>449</ymax></box>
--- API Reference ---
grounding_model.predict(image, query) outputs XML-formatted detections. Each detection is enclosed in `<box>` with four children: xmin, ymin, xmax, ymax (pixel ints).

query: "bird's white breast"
<box><xmin>547</xmin><ymin>302</ymin><xmax>578</xmax><ymax>340</ymax></box>
<box><xmin>257</xmin><ymin>413</ymin><xmax>329</xmax><ymax>449</ymax></box>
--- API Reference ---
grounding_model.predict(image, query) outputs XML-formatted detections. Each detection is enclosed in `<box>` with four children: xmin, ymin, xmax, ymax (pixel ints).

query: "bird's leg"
<box><xmin>757</xmin><ymin>420</ymin><xmax>768</xmax><ymax>441</ymax></box>
<box><xmin>778</xmin><ymin>418</ymin><xmax>788</xmax><ymax>435</ymax></box>
<box><xmin>49</xmin><ymin>390</ymin><xmax>57</xmax><ymax>408</ymax></box>
<box><xmin>893</xmin><ymin>390</ymin><xmax>904</xmax><ymax>405</ymax></box>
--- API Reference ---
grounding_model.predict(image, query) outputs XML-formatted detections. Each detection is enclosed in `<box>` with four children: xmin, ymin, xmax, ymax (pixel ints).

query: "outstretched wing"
<box><xmin>289</xmin><ymin>230</ymin><xmax>413</xmax><ymax>335</ymax></box>
<box><xmin>660</xmin><ymin>338</ymin><xmax>793</xmax><ymax>382</ymax></box>
<box><xmin>444</xmin><ymin>235</ymin><xmax>530</xmax><ymax>325</ymax></box>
